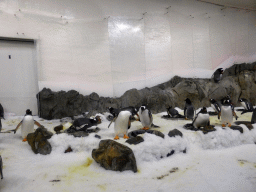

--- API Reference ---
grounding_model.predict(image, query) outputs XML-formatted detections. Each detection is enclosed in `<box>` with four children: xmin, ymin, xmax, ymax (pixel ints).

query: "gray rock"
<box><xmin>126</xmin><ymin>136</ymin><xmax>144</xmax><ymax>145</ymax></box>
<box><xmin>27</xmin><ymin>126</ymin><xmax>53</xmax><ymax>155</ymax></box>
<box><xmin>92</xmin><ymin>139</ymin><xmax>137</xmax><ymax>173</ymax></box>
<box><xmin>168</xmin><ymin>129</ymin><xmax>183</xmax><ymax>138</ymax></box>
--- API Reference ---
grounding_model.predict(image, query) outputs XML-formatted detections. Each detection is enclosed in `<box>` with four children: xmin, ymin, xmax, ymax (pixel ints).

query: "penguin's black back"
<box><xmin>0</xmin><ymin>103</ymin><xmax>4</xmax><ymax>119</ymax></box>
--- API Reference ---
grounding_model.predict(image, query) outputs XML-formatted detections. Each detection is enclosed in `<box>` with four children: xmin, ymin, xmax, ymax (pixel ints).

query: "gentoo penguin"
<box><xmin>108</xmin><ymin>106</ymin><xmax>138</xmax><ymax>119</ymax></box>
<box><xmin>0</xmin><ymin>155</ymin><xmax>3</xmax><ymax>179</ymax></box>
<box><xmin>251</xmin><ymin>108</ymin><xmax>256</xmax><ymax>124</ymax></box>
<box><xmin>184</xmin><ymin>98</ymin><xmax>195</xmax><ymax>120</ymax></box>
<box><xmin>209</xmin><ymin>99</ymin><xmax>221</xmax><ymax>118</ymax></box>
<box><xmin>66</xmin><ymin>115</ymin><xmax>101</xmax><ymax>133</ymax></box>
<box><xmin>138</xmin><ymin>105</ymin><xmax>153</xmax><ymax>130</ymax></box>
<box><xmin>166</xmin><ymin>106</ymin><xmax>179</xmax><ymax>117</ymax></box>
<box><xmin>220</xmin><ymin>99</ymin><xmax>237</xmax><ymax>127</ymax></box>
<box><xmin>108</xmin><ymin>111</ymin><xmax>132</xmax><ymax>140</ymax></box>
<box><xmin>14</xmin><ymin>109</ymin><xmax>41</xmax><ymax>141</ymax></box>
<box><xmin>238</xmin><ymin>98</ymin><xmax>253</xmax><ymax>113</ymax></box>
<box><xmin>0</xmin><ymin>103</ymin><xmax>4</xmax><ymax>132</ymax></box>
<box><xmin>212</xmin><ymin>68</ymin><xmax>223</xmax><ymax>83</ymax></box>
<box><xmin>192</xmin><ymin>107</ymin><xmax>210</xmax><ymax>129</ymax></box>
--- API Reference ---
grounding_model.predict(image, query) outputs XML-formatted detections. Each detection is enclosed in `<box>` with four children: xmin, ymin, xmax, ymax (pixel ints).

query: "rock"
<box><xmin>89</xmin><ymin>92</ymin><xmax>99</xmax><ymax>101</ymax></box>
<box><xmin>229</xmin><ymin>125</ymin><xmax>243</xmax><ymax>133</ymax></box>
<box><xmin>126</xmin><ymin>136</ymin><xmax>144</xmax><ymax>145</ymax></box>
<box><xmin>65</xmin><ymin>146</ymin><xmax>73</xmax><ymax>153</ymax></box>
<box><xmin>92</xmin><ymin>140</ymin><xmax>137</xmax><ymax>173</ymax></box>
<box><xmin>235</xmin><ymin>121</ymin><xmax>254</xmax><ymax>130</ymax></box>
<box><xmin>27</xmin><ymin>126</ymin><xmax>53</xmax><ymax>155</ymax></box>
<box><xmin>168</xmin><ymin>129</ymin><xmax>183</xmax><ymax>138</ymax></box>
<box><xmin>128</xmin><ymin>130</ymin><xmax>165</xmax><ymax>139</ymax></box>
<box><xmin>54</xmin><ymin>124</ymin><xmax>63</xmax><ymax>134</ymax></box>
<box><xmin>68</xmin><ymin>131</ymin><xmax>89</xmax><ymax>137</ymax></box>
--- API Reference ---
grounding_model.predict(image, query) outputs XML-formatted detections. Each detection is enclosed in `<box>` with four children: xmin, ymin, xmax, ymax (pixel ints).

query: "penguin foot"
<box><xmin>114</xmin><ymin>135</ymin><xmax>119</xmax><ymax>140</ymax></box>
<box><xmin>123</xmin><ymin>134</ymin><xmax>129</xmax><ymax>139</ymax></box>
<box><xmin>22</xmin><ymin>137</ymin><xmax>27</xmax><ymax>142</ymax></box>
<box><xmin>142</xmin><ymin>127</ymin><xmax>149</xmax><ymax>130</ymax></box>
<box><xmin>222</xmin><ymin>124</ymin><xmax>226</xmax><ymax>127</ymax></box>
<box><xmin>228</xmin><ymin>123</ymin><xmax>232</xmax><ymax>127</ymax></box>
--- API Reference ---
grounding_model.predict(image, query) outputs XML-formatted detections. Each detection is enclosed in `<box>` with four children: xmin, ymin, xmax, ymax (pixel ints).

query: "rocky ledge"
<box><xmin>37</xmin><ymin>62</ymin><xmax>256</xmax><ymax>119</ymax></box>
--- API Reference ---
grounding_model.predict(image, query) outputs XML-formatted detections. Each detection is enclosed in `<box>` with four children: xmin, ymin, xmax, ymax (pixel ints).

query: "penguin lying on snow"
<box><xmin>220</xmin><ymin>99</ymin><xmax>238</xmax><ymax>127</ymax></box>
<box><xmin>108</xmin><ymin>111</ymin><xmax>132</xmax><ymax>140</ymax></box>
<box><xmin>138</xmin><ymin>105</ymin><xmax>159</xmax><ymax>130</ymax></box>
<box><xmin>238</xmin><ymin>98</ymin><xmax>253</xmax><ymax>114</ymax></box>
<box><xmin>166</xmin><ymin>106</ymin><xmax>184</xmax><ymax>118</ymax></box>
<box><xmin>192</xmin><ymin>107</ymin><xmax>210</xmax><ymax>129</ymax></box>
<box><xmin>66</xmin><ymin>116</ymin><xmax>102</xmax><ymax>133</ymax></box>
<box><xmin>0</xmin><ymin>103</ymin><xmax>4</xmax><ymax>132</ymax></box>
<box><xmin>212</xmin><ymin>68</ymin><xmax>223</xmax><ymax>83</ymax></box>
<box><xmin>13</xmin><ymin>109</ymin><xmax>42</xmax><ymax>141</ymax></box>
<box><xmin>184</xmin><ymin>98</ymin><xmax>195</xmax><ymax>120</ymax></box>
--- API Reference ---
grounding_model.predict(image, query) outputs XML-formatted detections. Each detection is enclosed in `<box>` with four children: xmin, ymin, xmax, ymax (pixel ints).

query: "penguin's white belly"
<box><xmin>21</xmin><ymin>116</ymin><xmax>34</xmax><ymax>139</ymax></box>
<box><xmin>241</xmin><ymin>102</ymin><xmax>247</xmax><ymax>110</ymax></box>
<box><xmin>193</xmin><ymin>114</ymin><xmax>209</xmax><ymax>128</ymax></box>
<box><xmin>140</xmin><ymin>111</ymin><xmax>152</xmax><ymax>128</ymax></box>
<box><xmin>114</xmin><ymin>111</ymin><xmax>130</xmax><ymax>136</ymax></box>
<box><xmin>221</xmin><ymin>106</ymin><xmax>233</xmax><ymax>124</ymax></box>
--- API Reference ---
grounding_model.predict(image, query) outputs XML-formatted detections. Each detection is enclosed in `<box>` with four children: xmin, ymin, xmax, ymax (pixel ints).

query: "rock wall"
<box><xmin>37</xmin><ymin>62</ymin><xmax>256</xmax><ymax>119</ymax></box>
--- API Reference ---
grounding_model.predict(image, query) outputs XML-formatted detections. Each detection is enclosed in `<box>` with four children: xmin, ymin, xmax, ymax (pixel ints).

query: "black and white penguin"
<box><xmin>138</xmin><ymin>105</ymin><xmax>153</xmax><ymax>130</ymax></box>
<box><xmin>166</xmin><ymin>106</ymin><xmax>180</xmax><ymax>118</ymax></box>
<box><xmin>184</xmin><ymin>98</ymin><xmax>195</xmax><ymax>120</ymax></box>
<box><xmin>192</xmin><ymin>107</ymin><xmax>210</xmax><ymax>129</ymax></box>
<box><xmin>251</xmin><ymin>108</ymin><xmax>256</xmax><ymax>124</ymax></box>
<box><xmin>212</xmin><ymin>68</ymin><xmax>224</xmax><ymax>83</ymax></box>
<box><xmin>0</xmin><ymin>155</ymin><xmax>3</xmax><ymax>179</ymax></box>
<box><xmin>109</xmin><ymin>110</ymin><xmax>132</xmax><ymax>140</ymax></box>
<box><xmin>67</xmin><ymin>115</ymin><xmax>102</xmax><ymax>133</ymax></box>
<box><xmin>108</xmin><ymin>106</ymin><xmax>138</xmax><ymax>119</ymax></box>
<box><xmin>14</xmin><ymin>109</ymin><xmax>41</xmax><ymax>141</ymax></box>
<box><xmin>209</xmin><ymin>99</ymin><xmax>221</xmax><ymax>118</ymax></box>
<box><xmin>220</xmin><ymin>99</ymin><xmax>237</xmax><ymax>127</ymax></box>
<box><xmin>0</xmin><ymin>103</ymin><xmax>4</xmax><ymax>132</ymax></box>
<box><xmin>238</xmin><ymin>98</ymin><xmax>253</xmax><ymax>113</ymax></box>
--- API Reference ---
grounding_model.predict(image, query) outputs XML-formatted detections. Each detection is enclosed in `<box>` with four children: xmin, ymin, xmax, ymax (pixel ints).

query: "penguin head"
<box><xmin>140</xmin><ymin>106</ymin><xmax>146</xmax><ymax>112</ymax></box>
<box><xmin>238</xmin><ymin>98</ymin><xmax>246</xmax><ymax>102</ymax></box>
<box><xmin>222</xmin><ymin>99</ymin><xmax>231</xmax><ymax>105</ymax></box>
<box><xmin>217</xmin><ymin>68</ymin><xmax>223</xmax><ymax>74</ymax></box>
<box><xmin>209</xmin><ymin>99</ymin><xmax>216</xmax><ymax>104</ymax></box>
<box><xmin>166</xmin><ymin>105</ymin><xmax>172</xmax><ymax>110</ymax></box>
<box><xmin>200</xmin><ymin>107</ymin><xmax>207</xmax><ymax>114</ymax></box>
<box><xmin>185</xmin><ymin>98</ymin><xmax>192</xmax><ymax>105</ymax></box>
<box><xmin>25</xmin><ymin>109</ymin><xmax>32</xmax><ymax>115</ymax></box>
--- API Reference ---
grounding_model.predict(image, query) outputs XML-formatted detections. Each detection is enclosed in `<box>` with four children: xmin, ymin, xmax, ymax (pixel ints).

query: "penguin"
<box><xmin>0</xmin><ymin>103</ymin><xmax>4</xmax><ymax>132</ymax></box>
<box><xmin>220</xmin><ymin>99</ymin><xmax>237</xmax><ymax>127</ymax></box>
<box><xmin>238</xmin><ymin>98</ymin><xmax>253</xmax><ymax>114</ymax></box>
<box><xmin>184</xmin><ymin>98</ymin><xmax>195</xmax><ymax>120</ymax></box>
<box><xmin>192</xmin><ymin>107</ymin><xmax>210</xmax><ymax>129</ymax></box>
<box><xmin>137</xmin><ymin>105</ymin><xmax>159</xmax><ymax>130</ymax></box>
<box><xmin>212</xmin><ymin>68</ymin><xmax>223</xmax><ymax>83</ymax></box>
<box><xmin>108</xmin><ymin>110</ymin><xmax>132</xmax><ymax>140</ymax></box>
<box><xmin>13</xmin><ymin>109</ymin><xmax>41</xmax><ymax>141</ymax></box>
<box><xmin>166</xmin><ymin>106</ymin><xmax>184</xmax><ymax>118</ymax></box>
<box><xmin>209</xmin><ymin>99</ymin><xmax>221</xmax><ymax>118</ymax></box>
<box><xmin>251</xmin><ymin>108</ymin><xmax>256</xmax><ymax>124</ymax></box>
<box><xmin>108</xmin><ymin>106</ymin><xmax>139</xmax><ymax>119</ymax></box>
<box><xmin>66</xmin><ymin>115</ymin><xmax>102</xmax><ymax>133</ymax></box>
<box><xmin>0</xmin><ymin>155</ymin><xmax>3</xmax><ymax>179</ymax></box>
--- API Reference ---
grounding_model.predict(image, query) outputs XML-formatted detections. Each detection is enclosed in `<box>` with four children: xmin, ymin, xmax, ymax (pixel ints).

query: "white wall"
<box><xmin>0</xmin><ymin>0</ymin><xmax>255</xmax><ymax>97</ymax></box>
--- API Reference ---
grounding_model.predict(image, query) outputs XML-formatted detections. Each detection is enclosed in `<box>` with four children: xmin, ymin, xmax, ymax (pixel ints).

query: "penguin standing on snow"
<box><xmin>108</xmin><ymin>111</ymin><xmax>132</xmax><ymax>140</ymax></box>
<box><xmin>212</xmin><ymin>68</ymin><xmax>224</xmax><ymax>83</ymax></box>
<box><xmin>138</xmin><ymin>105</ymin><xmax>155</xmax><ymax>130</ymax></box>
<box><xmin>13</xmin><ymin>109</ymin><xmax>41</xmax><ymax>141</ymax></box>
<box><xmin>220</xmin><ymin>99</ymin><xmax>237</xmax><ymax>127</ymax></box>
<box><xmin>0</xmin><ymin>103</ymin><xmax>4</xmax><ymax>132</ymax></box>
<box><xmin>192</xmin><ymin>107</ymin><xmax>210</xmax><ymax>129</ymax></box>
<box><xmin>0</xmin><ymin>155</ymin><xmax>3</xmax><ymax>179</ymax></box>
<box><xmin>209</xmin><ymin>99</ymin><xmax>221</xmax><ymax>118</ymax></box>
<box><xmin>238</xmin><ymin>98</ymin><xmax>253</xmax><ymax>114</ymax></box>
<box><xmin>184</xmin><ymin>98</ymin><xmax>195</xmax><ymax>120</ymax></box>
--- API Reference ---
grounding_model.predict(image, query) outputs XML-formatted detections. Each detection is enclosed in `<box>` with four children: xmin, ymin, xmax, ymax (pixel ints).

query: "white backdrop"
<box><xmin>0</xmin><ymin>0</ymin><xmax>255</xmax><ymax>103</ymax></box>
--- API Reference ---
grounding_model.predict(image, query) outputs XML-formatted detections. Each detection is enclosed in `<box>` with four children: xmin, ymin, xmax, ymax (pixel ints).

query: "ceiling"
<box><xmin>197</xmin><ymin>0</ymin><xmax>256</xmax><ymax>11</ymax></box>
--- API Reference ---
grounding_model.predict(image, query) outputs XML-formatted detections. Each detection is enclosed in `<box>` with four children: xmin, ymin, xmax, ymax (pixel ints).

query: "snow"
<box><xmin>0</xmin><ymin>108</ymin><xmax>256</xmax><ymax>192</ymax></box>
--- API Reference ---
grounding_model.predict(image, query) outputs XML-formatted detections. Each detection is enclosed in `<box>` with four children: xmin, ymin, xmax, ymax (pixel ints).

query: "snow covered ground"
<box><xmin>0</xmin><ymin>107</ymin><xmax>256</xmax><ymax>192</ymax></box>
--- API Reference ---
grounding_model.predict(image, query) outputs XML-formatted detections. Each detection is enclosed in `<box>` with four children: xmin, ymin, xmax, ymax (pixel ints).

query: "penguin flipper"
<box><xmin>34</xmin><ymin>120</ymin><xmax>41</xmax><ymax>127</ymax></box>
<box><xmin>14</xmin><ymin>121</ymin><xmax>23</xmax><ymax>134</ymax></box>
<box><xmin>108</xmin><ymin>117</ymin><xmax>117</xmax><ymax>128</ymax></box>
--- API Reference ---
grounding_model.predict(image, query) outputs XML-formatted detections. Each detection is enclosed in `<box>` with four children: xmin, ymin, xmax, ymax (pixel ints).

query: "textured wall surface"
<box><xmin>0</xmin><ymin>0</ymin><xmax>255</xmax><ymax>100</ymax></box>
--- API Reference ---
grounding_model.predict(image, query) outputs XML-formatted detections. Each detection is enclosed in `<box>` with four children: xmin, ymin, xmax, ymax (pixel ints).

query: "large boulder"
<box><xmin>27</xmin><ymin>126</ymin><xmax>53</xmax><ymax>155</ymax></box>
<box><xmin>92</xmin><ymin>139</ymin><xmax>137</xmax><ymax>173</ymax></box>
